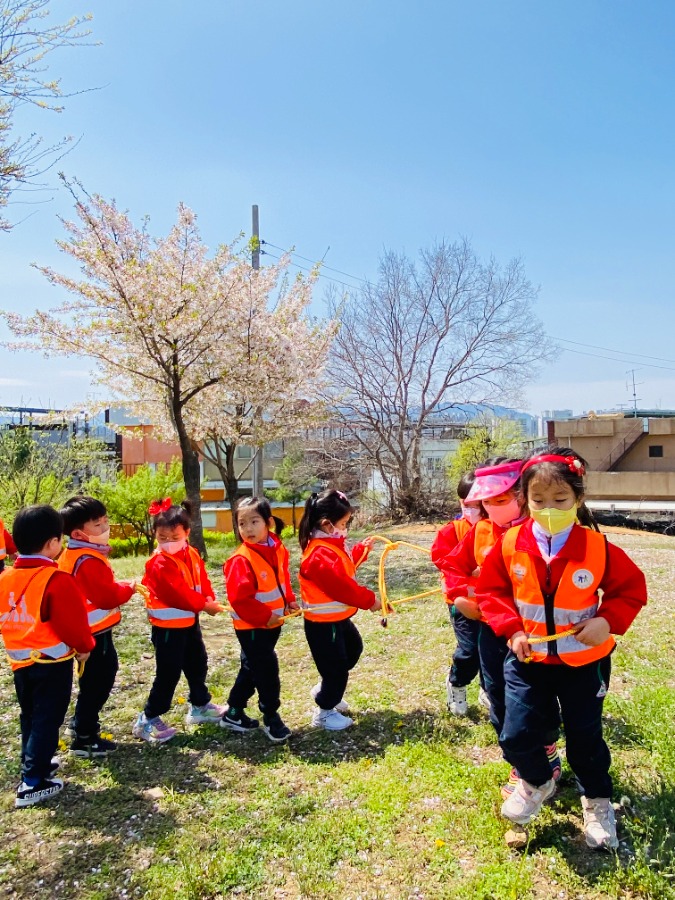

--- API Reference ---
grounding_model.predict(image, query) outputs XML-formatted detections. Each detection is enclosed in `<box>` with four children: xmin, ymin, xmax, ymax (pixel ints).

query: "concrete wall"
<box><xmin>586</xmin><ymin>470</ymin><xmax>675</xmax><ymax>501</ymax></box>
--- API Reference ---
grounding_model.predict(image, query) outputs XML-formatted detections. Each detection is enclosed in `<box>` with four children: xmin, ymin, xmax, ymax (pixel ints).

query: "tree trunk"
<box><xmin>172</xmin><ymin>407</ymin><xmax>206</xmax><ymax>557</ymax></box>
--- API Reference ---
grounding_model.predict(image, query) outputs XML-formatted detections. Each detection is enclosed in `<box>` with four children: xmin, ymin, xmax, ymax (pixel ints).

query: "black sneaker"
<box><xmin>70</xmin><ymin>734</ymin><xmax>117</xmax><ymax>758</ymax></box>
<box><xmin>262</xmin><ymin>715</ymin><xmax>292</xmax><ymax>743</ymax></box>
<box><xmin>15</xmin><ymin>778</ymin><xmax>64</xmax><ymax>808</ymax></box>
<box><xmin>219</xmin><ymin>708</ymin><xmax>259</xmax><ymax>732</ymax></box>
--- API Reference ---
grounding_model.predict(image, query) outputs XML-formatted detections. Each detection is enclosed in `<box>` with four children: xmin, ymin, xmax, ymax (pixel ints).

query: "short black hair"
<box><xmin>456</xmin><ymin>471</ymin><xmax>475</xmax><ymax>500</ymax></box>
<box><xmin>12</xmin><ymin>505</ymin><xmax>63</xmax><ymax>555</ymax></box>
<box><xmin>60</xmin><ymin>495</ymin><xmax>107</xmax><ymax>535</ymax></box>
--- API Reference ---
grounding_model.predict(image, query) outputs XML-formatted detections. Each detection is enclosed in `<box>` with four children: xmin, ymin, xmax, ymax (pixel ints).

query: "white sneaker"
<box><xmin>185</xmin><ymin>702</ymin><xmax>226</xmax><ymax>725</ymax></box>
<box><xmin>478</xmin><ymin>687</ymin><xmax>492</xmax><ymax>711</ymax></box>
<box><xmin>447</xmin><ymin>681</ymin><xmax>468</xmax><ymax>716</ymax></box>
<box><xmin>311</xmin><ymin>708</ymin><xmax>354</xmax><ymax>731</ymax></box>
<box><xmin>310</xmin><ymin>682</ymin><xmax>349</xmax><ymax>714</ymax></box>
<box><xmin>581</xmin><ymin>796</ymin><xmax>619</xmax><ymax>850</ymax></box>
<box><xmin>501</xmin><ymin>778</ymin><xmax>557</xmax><ymax>825</ymax></box>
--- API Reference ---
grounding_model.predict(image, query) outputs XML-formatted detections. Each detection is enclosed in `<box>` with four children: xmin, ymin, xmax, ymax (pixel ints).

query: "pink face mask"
<box><xmin>461</xmin><ymin>504</ymin><xmax>482</xmax><ymax>526</ymax></box>
<box><xmin>484</xmin><ymin>498</ymin><xmax>521</xmax><ymax>527</ymax></box>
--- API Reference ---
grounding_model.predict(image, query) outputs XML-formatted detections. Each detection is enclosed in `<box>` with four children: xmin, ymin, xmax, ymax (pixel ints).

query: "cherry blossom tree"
<box><xmin>1</xmin><ymin>1</ymin><xmax>94</xmax><ymax>229</ymax></box>
<box><xmin>1</xmin><ymin>181</ymin><xmax>329</xmax><ymax>554</ymax></box>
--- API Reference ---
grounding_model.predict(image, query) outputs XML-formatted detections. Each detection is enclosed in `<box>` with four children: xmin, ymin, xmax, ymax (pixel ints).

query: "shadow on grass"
<box><xmin>175</xmin><ymin>707</ymin><xmax>484</xmax><ymax>767</ymax></box>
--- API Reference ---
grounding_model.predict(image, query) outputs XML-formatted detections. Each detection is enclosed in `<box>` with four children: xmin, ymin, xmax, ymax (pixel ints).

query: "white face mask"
<box><xmin>461</xmin><ymin>505</ymin><xmax>482</xmax><ymax>526</ymax></box>
<box><xmin>86</xmin><ymin>527</ymin><xmax>111</xmax><ymax>546</ymax></box>
<box><xmin>485</xmin><ymin>498</ymin><xmax>521</xmax><ymax>527</ymax></box>
<box><xmin>158</xmin><ymin>538</ymin><xmax>188</xmax><ymax>555</ymax></box>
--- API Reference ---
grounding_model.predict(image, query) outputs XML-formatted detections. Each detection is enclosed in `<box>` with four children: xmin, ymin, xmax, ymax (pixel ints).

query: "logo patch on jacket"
<box><xmin>572</xmin><ymin>568</ymin><xmax>594</xmax><ymax>589</ymax></box>
<box><xmin>259</xmin><ymin>570</ymin><xmax>268</xmax><ymax>580</ymax></box>
<box><xmin>512</xmin><ymin>564</ymin><xmax>527</xmax><ymax>582</ymax></box>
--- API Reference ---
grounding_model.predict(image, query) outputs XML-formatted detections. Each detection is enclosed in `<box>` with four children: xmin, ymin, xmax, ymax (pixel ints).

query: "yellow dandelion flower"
<box><xmin>177</xmin><ymin>697</ymin><xmax>186</xmax><ymax>705</ymax></box>
<box><xmin>435</xmin><ymin>839</ymin><xmax>446</xmax><ymax>849</ymax></box>
<box><xmin>58</xmin><ymin>739</ymin><xmax>67</xmax><ymax>751</ymax></box>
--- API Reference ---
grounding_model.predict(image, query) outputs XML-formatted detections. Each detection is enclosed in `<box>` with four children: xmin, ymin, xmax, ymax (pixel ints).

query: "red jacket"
<box><xmin>143</xmin><ymin>547</ymin><xmax>215</xmax><ymax>614</ymax></box>
<box><xmin>2</xmin><ymin>528</ymin><xmax>16</xmax><ymax>556</ymax></box>
<box><xmin>299</xmin><ymin>536</ymin><xmax>375</xmax><ymax>611</ymax></box>
<box><xmin>12</xmin><ymin>558</ymin><xmax>95</xmax><ymax>655</ymax></box>
<box><xmin>437</xmin><ymin>520</ymin><xmax>511</xmax><ymax>603</ymax></box>
<box><xmin>224</xmin><ymin>535</ymin><xmax>296</xmax><ymax>629</ymax></box>
<box><xmin>72</xmin><ymin>557</ymin><xmax>135</xmax><ymax>611</ymax></box>
<box><xmin>476</xmin><ymin>521</ymin><xmax>647</xmax><ymax>642</ymax></box>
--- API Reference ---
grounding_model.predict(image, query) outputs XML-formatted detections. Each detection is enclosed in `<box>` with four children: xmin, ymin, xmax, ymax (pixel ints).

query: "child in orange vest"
<box><xmin>133</xmin><ymin>499</ymin><xmax>224</xmax><ymax>744</ymax></box>
<box><xmin>298</xmin><ymin>490</ymin><xmax>379</xmax><ymax>731</ymax></box>
<box><xmin>0</xmin><ymin>505</ymin><xmax>94</xmax><ymax>807</ymax></box>
<box><xmin>222</xmin><ymin>498</ymin><xmax>297</xmax><ymax>742</ymax></box>
<box><xmin>478</xmin><ymin>448</ymin><xmax>647</xmax><ymax>849</ymax></box>
<box><xmin>431</xmin><ymin>471</ymin><xmax>487</xmax><ymax>714</ymax></box>
<box><xmin>59</xmin><ymin>496</ymin><xmax>137</xmax><ymax>757</ymax></box>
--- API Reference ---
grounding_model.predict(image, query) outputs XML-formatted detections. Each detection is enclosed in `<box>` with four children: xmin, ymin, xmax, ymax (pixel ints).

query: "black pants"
<box><xmin>228</xmin><ymin>627</ymin><xmax>281</xmax><ymax>718</ymax></box>
<box><xmin>448</xmin><ymin>606</ymin><xmax>484</xmax><ymax>688</ymax></box>
<box><xmin>14</xmin><ymin>659</ymin><xmax>73</xmax><ymax>782</ymax></box>
<box><xmin>304</xmin><ymin>617</ymin><xmax>363</xmax><ymax>710</ymax></box>
<box><xmin>145</xmin><ymin>621</ymin><xmax>210</xmax><ymax>719</ymax></box>
<box><xmin>500</xmin><ymin>652</ymin><xmax>612</xmax><ymax>798</ymax></box>
<box><xmin>72</xmin><ymin>629</ymin><xmax>118</xmax><ymax>737</ymax></box>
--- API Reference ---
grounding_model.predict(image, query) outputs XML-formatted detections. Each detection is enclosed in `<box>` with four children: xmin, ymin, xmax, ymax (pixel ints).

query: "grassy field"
<box><xmin>0</xmin><ymin>526</ymin><xmax>674</xmax><ymax>900</ymax></box>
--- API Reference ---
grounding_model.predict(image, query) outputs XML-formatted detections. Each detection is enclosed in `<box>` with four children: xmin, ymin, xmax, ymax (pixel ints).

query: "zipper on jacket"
<box><xmin>543</xmin><ymin>561</ymin><xmax>557</xmax><ymax>657</ymax></box>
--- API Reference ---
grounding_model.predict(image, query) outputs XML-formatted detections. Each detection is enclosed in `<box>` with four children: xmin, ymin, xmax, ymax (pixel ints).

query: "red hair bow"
<box><xmin>148</xmin><ymin>497</ymin><xmax>172</xmax><ymax>516</ymax></box>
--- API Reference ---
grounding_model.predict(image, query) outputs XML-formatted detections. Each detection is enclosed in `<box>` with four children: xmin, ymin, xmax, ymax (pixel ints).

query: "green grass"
<box><xmin>0</xmin><ymin>527</ymin><xmax>674</xmax><ymax>898</ymax></box>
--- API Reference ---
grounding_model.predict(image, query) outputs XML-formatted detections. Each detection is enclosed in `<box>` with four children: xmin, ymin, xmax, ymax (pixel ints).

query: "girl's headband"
<box><xmin>521</xmin><ymin>455</ymin><xmax>586</xmax><ymax>477</ymax></box>
<box><xmin>148</xmin><ymin>497</ymin><xmax>172</xmax><ymax>516</ymax></box>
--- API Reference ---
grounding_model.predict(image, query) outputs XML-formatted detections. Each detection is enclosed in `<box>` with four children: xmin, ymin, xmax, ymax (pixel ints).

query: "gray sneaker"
<box><xmin>581</xmin><ymin>796</ymin><xmax>619</xmax><ymax>850</ymax></box>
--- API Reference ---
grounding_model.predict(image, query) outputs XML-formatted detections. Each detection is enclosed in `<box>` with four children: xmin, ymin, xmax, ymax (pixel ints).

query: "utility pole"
<box><xmin>251</xmin><ymin>205</ymin><xmax>264</xmax><ymax>498</ymax></box>
<box><xmin>627</xmin><ymin>369</ymin><xmax>643</xmax><ymax>418</ymax></box>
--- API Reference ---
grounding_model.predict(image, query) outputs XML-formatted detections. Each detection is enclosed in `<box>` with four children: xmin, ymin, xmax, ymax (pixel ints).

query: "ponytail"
<box><xmin>298</xmin><ymin>489</ymin><xmax>352</xmax><ymax>550</ymax></box>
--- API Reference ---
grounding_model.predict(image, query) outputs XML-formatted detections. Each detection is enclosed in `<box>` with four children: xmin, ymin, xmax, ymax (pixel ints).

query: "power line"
<box><xmin>262</xmin><ymin>236</ymin><xmax>675</xmax><ymax>375</ymax></box>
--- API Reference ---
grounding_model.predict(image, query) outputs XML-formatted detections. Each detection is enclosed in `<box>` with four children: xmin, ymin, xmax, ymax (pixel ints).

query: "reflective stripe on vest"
<box><xmin>58</xmin><ymin>546</ymin><xmax>122</xmax><ymax>634</ymax></box>
<box><xmin>144</xmin><ymin>547</ymin><xmax>203</xmax><ymax>628</ymax></box>
<box><xmin>0</xmin><ymin>566</ymin><xmax>73</xmax><ymax>670</ymax></box>
<box><xmin>228</xmin><ymin>543</ymin><xmax>287</xmax><ymax>630</ymax></box>
<box><xmin>502</xmin><ymin>525</ymin><xmax>615</xmax><ymax>667</ymax></box>
<box><xmin>299</xmin><ymin>539</ymin><xmax>358</xmax><ymax>622</ymax></box>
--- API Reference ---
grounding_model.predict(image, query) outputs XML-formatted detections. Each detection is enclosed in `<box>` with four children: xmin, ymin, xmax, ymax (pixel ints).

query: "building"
<box><xmin>549</xmin><ymin>410</ymin><xmax>675</xmax><ymax>506</ymax></box>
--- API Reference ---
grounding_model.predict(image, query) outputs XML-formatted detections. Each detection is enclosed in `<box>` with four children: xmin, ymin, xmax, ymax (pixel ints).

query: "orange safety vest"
<box><xmin>0</xmin><ymin>518</ymin><xmax>6</xmax><ymax>561</ymax></box>
<box><xmin>228</xmin><ymin>542</ymin><xmax>288</xmax><ymax>630</ymax></box>
<box><xmin>143</xmin><ymin>546</ymin><xmax>205</xmax><ymax>628</ymax></box>
<box><xmin>501</xmin><ymin>525</ymin><xmax>615</xmax><ymax>667</ymax></box>
<box><xmin>453</xmin><ymin>517</ymin><xmax>472</xmax><ymax>543</ymax></box>
<box><xmin>0</xmin><ymin>565</ymin><xmax>71</xmax><ymax>670</ymax></box>
<box><xmin>474</xmin><ymin>519</ymin><xmax>501</xmax><ymax>567</ymax></box>
<box><xmin>59</xmin><ymin>546</ymin><xmax>122</xmax><ymax>635</ymax></box>
<box><xmin>300</xmin><ymin>538</ymin><xmax>358</xmax><ymax>623</ymax></box>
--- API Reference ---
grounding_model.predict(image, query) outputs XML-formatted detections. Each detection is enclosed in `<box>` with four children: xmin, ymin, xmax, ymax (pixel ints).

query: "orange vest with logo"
<box><xmin>300</xmin><ymin>539</ymin><xmax>358</xmax><ymax>623</ymax></box>
<box><xmin>228</xmin><ymin>542</ymin><xmax>288</xmax><ymax>630</ymax></box>
<box><xmin>143</xmin><ymin>546</ymin><xmax>204</xmax><ymax>628</ymax></box>
<box><xmin>59</xmin><ymin>546</ymin><xmax>122</xmax><ymax>635</ymax></box>
<box><xmin>501</xmin><ymin>525</ymin><xmax>615</xmax><ymax>667</ymax></box>
<box><xmin>0</xmin><ymin>518</ymin><xmax>6</xmax><ymax>561</ymax></box>
<box><xmin>0</xmin><ymin>566</ymin><xmax>72</xmax><ymax>670</ymax></box>
<box><xmin>474</xmin><ymin>519</ymin><xmax>501</xmax><ymax>567</ymax></box>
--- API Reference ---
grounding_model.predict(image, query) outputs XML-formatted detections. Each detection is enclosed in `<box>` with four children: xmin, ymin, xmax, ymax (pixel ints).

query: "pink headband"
<box><xmin>466</xmin><ymin>461</ymin><xmax>523</xmax><ymax>502</ymax></box>
<box><xmin>521</xmin><ymin>454</ymin><xmax>586</xmax><ymax>477</ymax></box>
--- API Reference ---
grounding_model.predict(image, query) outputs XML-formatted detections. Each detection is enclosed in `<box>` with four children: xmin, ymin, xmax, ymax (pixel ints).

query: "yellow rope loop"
<box><xmin>523</xmin><ymin>627</ymin><xmax>580</xmax><ymax>663</ymax></box>
<box><xmin>135</xmin><ymin>583</ymin><xmax>151</xmax><ymax>602</ymax></box>
<box><xmin>375</xmin><ymin>536</ymin><xmax>438</xmax><ymax>626</ymax></box>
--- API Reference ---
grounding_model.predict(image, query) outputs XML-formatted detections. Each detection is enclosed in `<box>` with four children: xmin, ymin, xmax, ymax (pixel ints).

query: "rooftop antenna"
<box><xmin>626</xmin><ymin>369</ymin><xmax>643</xmax><ymax>417</ymax></box>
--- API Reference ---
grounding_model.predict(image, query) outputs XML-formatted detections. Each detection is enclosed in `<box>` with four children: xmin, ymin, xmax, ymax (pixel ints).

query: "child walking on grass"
<box><xmin>298</xmin><ymin>490</ymin><xmax>380</xmax><ymax>731</ymax></box>
<box><xmin>133</xmin><ymin>499</ymin><xmax>224</xmax><ymax>744</ymax></box>
<box><xmin>221</xmin><ymin>498</ymin><xmax>297</xmax><ymax>743</ymax></box>
<box><xmin>477</xmin><ymin>448</ymin><xmax>648</xmax><ymax>850</ymax></box>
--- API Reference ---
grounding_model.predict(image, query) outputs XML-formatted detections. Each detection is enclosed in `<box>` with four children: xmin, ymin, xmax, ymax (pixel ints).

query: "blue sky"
<box><xmin>1</xmin><ymin>0</ymin><xmax>675</xmax><ymax>415</ymax></box>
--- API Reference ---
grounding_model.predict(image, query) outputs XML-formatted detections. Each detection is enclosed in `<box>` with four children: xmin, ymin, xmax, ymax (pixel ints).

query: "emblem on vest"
<box><xmin>259</xmin><ymin>571</ymin><xmax>268</xmax><ymax>580</ymax></box>
<box><xmin>512</xmin><ymin>564</ymin><xmax>527</xmax><ymax>582</ymax></box>
<box><xmin>572</xmin><ymin>568</ymin><xmax>594</xmax><ymax>589</ymax></box>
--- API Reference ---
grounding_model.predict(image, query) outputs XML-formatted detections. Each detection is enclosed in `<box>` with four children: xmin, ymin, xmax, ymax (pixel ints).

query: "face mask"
<box><xmin>158</xmin><ymin>538</ymin><xmax>188</xmax><ymax>555</ymax></box>
<box><xmin>461</xmin><ymin>505</ymin><xmax>482</xmax><ymax>526</ymax></box>
<box><xmin>485</xmin><ymin>498</ymin><xmax>521</xmax><ymax>527</ymax></box>
<box><xmin>86</xmin><ymin>527</ymin><xmax>111</xmax><ymax>546</ymax></box>
<box><xmin>331</xmin><ymin>526</ymin><xmax>348</xmax><ymax>539</ymax></box>
<box><xmin>530</xmin><ymin>506</ymin><xmax>578</xmax><ymax>535</ymax></box>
